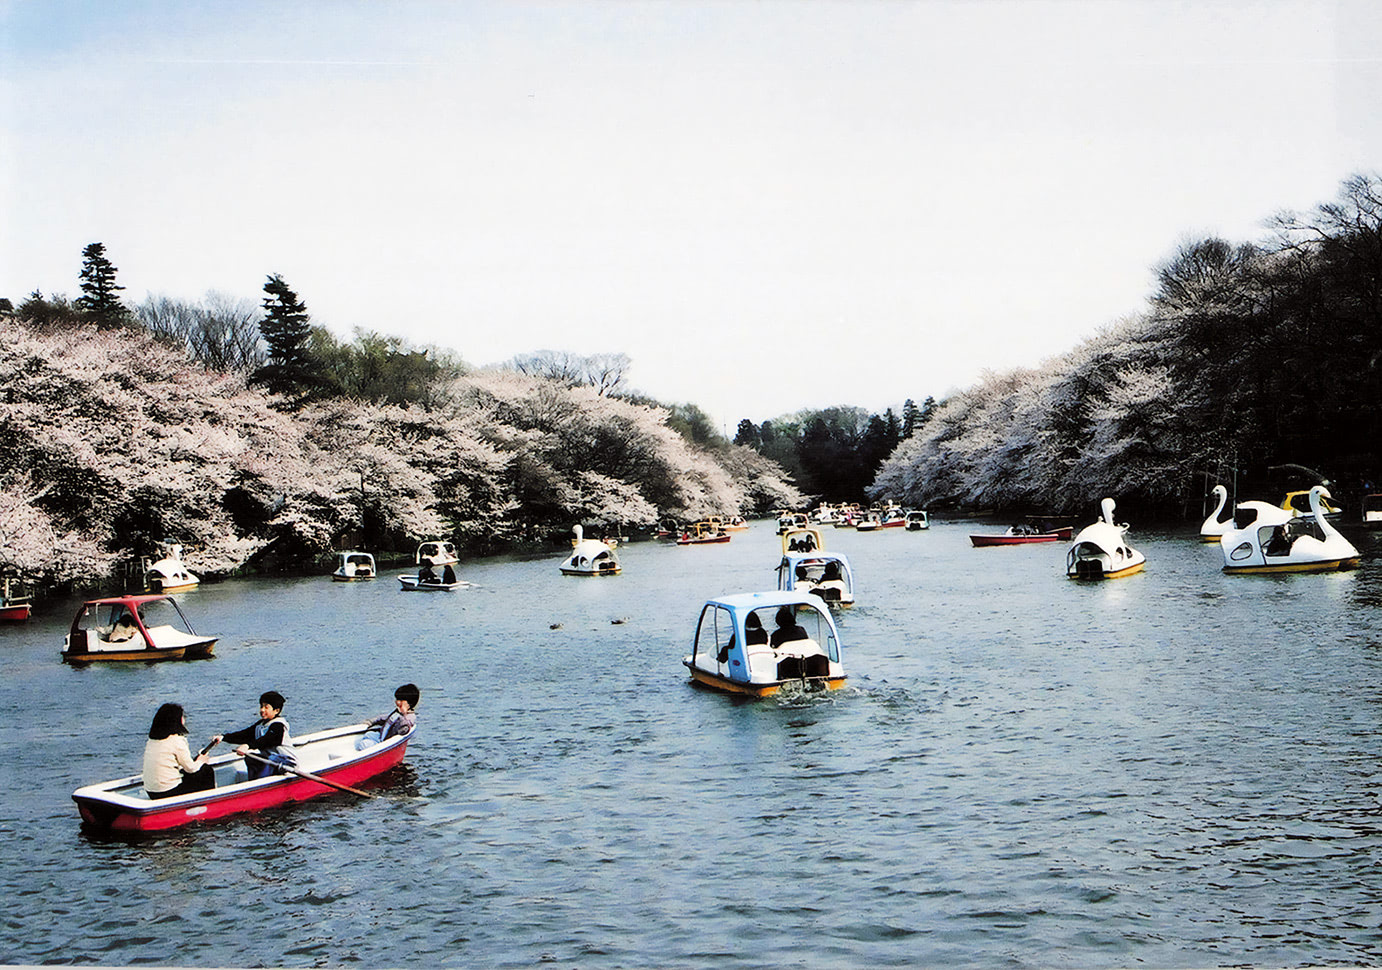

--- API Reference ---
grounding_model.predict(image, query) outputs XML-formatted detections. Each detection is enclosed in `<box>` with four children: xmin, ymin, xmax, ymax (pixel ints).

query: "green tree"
<box><xmin>734</xmin><ymin>418</ymin><xmax>761</xmax><ymax>448</ymax></box>
<box><xmin>76</xmin><ymin>243</ymin><xmax>129</xmax><ymax>328</ymax></box>
<box><xmin>251</xmin><ymin>274</ymin><xmax>314</xmax><ymax>399</ymax></box>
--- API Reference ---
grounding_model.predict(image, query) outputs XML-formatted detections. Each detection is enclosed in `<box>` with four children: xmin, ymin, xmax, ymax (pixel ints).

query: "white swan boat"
<box><xmin>559</xmin><ymin>525</ymin><xmax>621</xmax><ymax>576</ymax></box>
<box><xmin>1220</xmin><ymin>485</ymin><xmax>1360</xmax><ymax>574</ymax></box>
<box><xmin>1066</xmin><ymin>498</ymin><xmax>1146</xmax><ymax>579</ymax></box>
<box><xmin>682</xmin><ymin>590</ymin><xmax>846</xmax><ymax>697</ymax></box>
<box><xmin>1199</xmin><ymin>485</ymin><xmax>1234</xmax><ymax>542</ymax></box>
<box><xmin>144</xmin><ymin>544</ymin><xmax>199</xmax><ymax>593</ymax></box>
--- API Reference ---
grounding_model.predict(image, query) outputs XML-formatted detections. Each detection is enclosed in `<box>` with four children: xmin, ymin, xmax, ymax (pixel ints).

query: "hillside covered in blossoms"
<box><xmin>0</xmin><ymin>319</ymin><xmax>802</xmax><ymax>588</ymax></box>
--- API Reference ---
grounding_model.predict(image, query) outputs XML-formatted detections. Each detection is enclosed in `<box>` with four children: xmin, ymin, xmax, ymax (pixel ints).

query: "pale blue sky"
<box><xmin>4</xmin><ymin>0</ymin><xmax>1380</xmax><ymax>430</ymax></box>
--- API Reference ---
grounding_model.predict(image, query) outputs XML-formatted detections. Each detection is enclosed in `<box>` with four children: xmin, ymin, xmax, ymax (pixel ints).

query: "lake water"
<box><xmin>3</xmin><ymin>518</ymin><xmax>1382</xmax><ymax>968</ymax></box>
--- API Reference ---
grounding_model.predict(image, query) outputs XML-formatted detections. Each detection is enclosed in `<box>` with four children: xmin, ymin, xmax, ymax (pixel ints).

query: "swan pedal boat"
<box><xmin>62</xmin><ymin>594</ymin><xmax>216</xmax><ymax>664</ymax></box>
<box><xmin>560</xmin><ymin>525</ymin><xmax>621</xmax><ymax>575</ymax></box>
<box><xmin>905</xmin><ymin>510</ymin><xmax>930</xmax><ymax>531</ymax></box>
<box><xmin>72</xmin><ymin>724</ymin><xmax>413</xmax><ymax>833</ymax></box>
<box><xmin>144</xmin><ymin>544</ymin><xmax>199</xmax><ymax>593</ymax></box>
<box><xmin>970</xmin><ymin>524</ymin><xmax>1072</xmax><ymax>547</ymax></box>
<box><xmin>683</xmin><ymin>590</ymin><xmax>846</xmax><ymax>697</ymax></box>
<box><xmin>1220</xmin><ymin>486</ymin><xmax>1360</xmax><ymax>574</ymax></box>
<box><xmin>1066</xmin><ymin>498</ymin><xmax>1146</xmax><ymax>579</ymax></box>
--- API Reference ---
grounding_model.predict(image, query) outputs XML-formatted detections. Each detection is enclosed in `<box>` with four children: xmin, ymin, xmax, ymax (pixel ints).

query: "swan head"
<box><xmin>1100</xmin><ymin>497</ymin><xmax>1116</xmax><ymax>524</ymax></box>
<box><xmin>1212</xmin><ymin>485</ymin><xmax>1227</xmax><ymax>500</ymax></box>
<box><xmin>573</xmin><ymin>524</ymin><xmax>584</xmax><ymax>542</ymax></box>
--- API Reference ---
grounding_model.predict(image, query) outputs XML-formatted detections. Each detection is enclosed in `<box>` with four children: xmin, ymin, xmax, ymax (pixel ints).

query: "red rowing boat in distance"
<box><xmin>72</xmin><ymin>723</ymin><xmax>412</xmax><ymax>833</ymax></box>
<box><xmin>969</xmin><ymin>525</ymin><xmax>1074</xmax><ymax>547</ymax></box>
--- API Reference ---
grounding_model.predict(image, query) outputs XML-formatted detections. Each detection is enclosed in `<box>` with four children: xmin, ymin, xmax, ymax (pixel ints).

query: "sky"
<box><xmin>3</xmin><ymin>0</ymin><xmax>1381</xmax><ymax>433</ymax></box>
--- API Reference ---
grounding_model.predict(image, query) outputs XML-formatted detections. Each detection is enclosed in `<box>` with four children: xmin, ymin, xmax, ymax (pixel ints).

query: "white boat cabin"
<box><xmin>332</xmin><ymin>551</ymin><xmax>377</xmax><ymax>581</ymax></box>
<box><xmin>415</xmin><ymin>540</ymin><xmax>459</xmax><ymax>565</ymax></box>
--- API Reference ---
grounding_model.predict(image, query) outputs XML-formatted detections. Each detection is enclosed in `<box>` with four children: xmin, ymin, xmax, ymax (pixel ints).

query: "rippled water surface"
<box><xmin>4</xmin><ymin>519</ymin><xmax>1382</xmax><ymax>968</ymax></box>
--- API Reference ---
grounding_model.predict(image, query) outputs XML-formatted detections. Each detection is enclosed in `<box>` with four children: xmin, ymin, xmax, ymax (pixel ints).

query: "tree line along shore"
<box><xmin>4</xmin><ymin>174</ymin><xmax>1381</xmax><ymax>594</ymax></box>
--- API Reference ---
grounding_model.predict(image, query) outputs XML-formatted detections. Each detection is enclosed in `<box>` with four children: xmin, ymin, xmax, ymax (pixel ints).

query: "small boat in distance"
<box><xmin>399</xmin><ymin>562</ymin><xmax>467</xmax><ymax>591</ymax></box>
<box><xmin>560</xmin><ymin>525</ymin><xmax>621</xmax><ymax>576</ymax></box>
<box><xmin>1281</xmin><ymin>489</ymin><xmax>1342</xmax><ymax>519</ymax></box>
<box><xmin>61</xmin><ymin>594</ymin><xmax>217</xmax><ymax>664</ymax></box>
<box><xmin>905</xmin><ymin>510</ymin><xmax>930</xmax><ymax>531</ymax></box>
<box><xmin>677</xmin><ymin>521</ymin><xmax>732</xmax><ymax>545</ymax></box>
<box><xmin>1364</xmin><ymin>493</ymin><xmax>1382</xmax><ymax>528</ymax></box>
<box><xmin>72</xmin><ymin>722</ymin><xmax>413</xmax><ymax>833</ymax></box>
<box><xmin>415</xmin><ymin>540</ymin><xmax>459</xmax><ymax>566</ymax></box>
<box><xmin>1</xmin><ymin>576</ymin><xmax>32</xmax><ymax>621</ymax></box>
<box><xmin>683</xmin><ymin>590</ymin><xmax>846</xmax><ymax>697</ymax></box>
<box><xmin>332</xmin><ymin>551</ymin><xmax>377</xmax><ymax>582</ymax></box>
<box><xmin>1199</xmin><ymin>485</ymin><xmax>1234</xmax><ymax>542</ymax></box>
<box><xmin>1066</xmin><ymin>498</ymin><xmax>1146</xmax><ymax>580</ymax></box>
<box><xmin>144</xmin><ymin>544</ymin><xmax>199</xmax><ymax>593</ymax></box>
<box><xmin>971</xmin><ymin>524</ymin><xmax>1073</xmax><ymax>547</ymax></box>
<box><xmin>1221</xmin><ymin>485</ymin><xmax>1360</xmax><ymax>574</ymax></box>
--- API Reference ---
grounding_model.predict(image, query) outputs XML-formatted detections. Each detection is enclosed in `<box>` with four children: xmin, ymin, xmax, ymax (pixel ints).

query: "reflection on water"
<box><xmin>2</xmin><ymin>519</ymin><xmax>1382</xmax><ymax>967</ymax></box>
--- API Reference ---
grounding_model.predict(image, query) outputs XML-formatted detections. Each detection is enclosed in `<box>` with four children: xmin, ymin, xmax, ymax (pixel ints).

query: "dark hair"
<box><xmin>259</xmin><ymin>690</ymin><xmax>286</xmax><ymax>711</ymax></box>
<box><xmin>745</xmin><ymin>613</ymin><xmax>764</xmax><ymax>630</ymax></box>
<box><xmin>148</xmin><ymin>703</ymin><xmax>188</xmax><ymax>740</ymax></box>
<box><xmin>395</xmin><ymin>683</ymin><xmax>420</xmax><ymax>708</ymax></box>
<box><xmin>775</xmin><ymin>606</ymin><xmax>795</xmax><ymax>625</ymax></box>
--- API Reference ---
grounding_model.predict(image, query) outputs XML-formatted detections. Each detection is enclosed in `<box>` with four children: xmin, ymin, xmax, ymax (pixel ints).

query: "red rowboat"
<box><xmin>1</xmin><ymin>577</ymin><xmax>32</xmax><ymax>621</ymax></box>
<box><xmin>72</xmin><ymin>723</ymin><xmax>412</xmax><ymax>833</ymax></box>
<box><xmin>969</xmin><ymin>526</ymin><xmax>1073</xmax><ymax>547</ymax></box>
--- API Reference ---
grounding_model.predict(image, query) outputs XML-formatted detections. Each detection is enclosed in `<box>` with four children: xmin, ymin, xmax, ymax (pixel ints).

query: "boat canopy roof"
<box><xmin>706</xmin><ymin>590</ymin><xmax>832</xmax><ymax>614</ymax></box>
<box><xmin>78</xmin><ymin>593</ymin><xmax>178</xmax><ymax>608</ymax></box>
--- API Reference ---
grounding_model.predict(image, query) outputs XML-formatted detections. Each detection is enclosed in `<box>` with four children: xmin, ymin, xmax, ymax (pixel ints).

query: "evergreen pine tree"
<box><xmin>251</xmin><ymin>274</ymin><xmax>314</xmax><ymax>398</ymax></box>
<box><xmin>76</xmin><ymin>243</ymin><xmax>129</xmax><ymax>328</ymax></box>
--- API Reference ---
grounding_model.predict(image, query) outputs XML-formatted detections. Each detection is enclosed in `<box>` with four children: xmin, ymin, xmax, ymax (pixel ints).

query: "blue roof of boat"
<box><xmin>707</xmin><ymin>590</ymin><xmax>832</xmax><ymax>612</ymax></box>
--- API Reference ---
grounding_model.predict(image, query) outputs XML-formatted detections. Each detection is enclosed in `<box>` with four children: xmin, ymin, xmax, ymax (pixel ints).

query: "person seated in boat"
<box><xmin>419</xmin><ymin>562</ymin><xmax>438</xmax><ymax>584</ymax></box>
<box><xmin>1265</xmin><ymin>525</ymin><xmax>1291</xmax><ymax>556</ymax></box>
<box><xmin>107</xmin><ymin>608</ymin><xmax>140</xmax><ymax>642</ymax></box>
<box><xmin>357</xmin><ymin>683</ymin><xmax>420</xmax><ymax>750</ymax></box>
<box><xmin>441</xmin><ymin>564</ymin><xmax>457</xmax><ymax>584</ymax></box>
<box><xmin>788</xmin><ymin>534</ymin><xmax>817</xmax><ymax>553</ymax></box>
<box><xmin>770</xmin><ymin>606</ymin><xmax>809</xmax><ymax>648</ymax></box>
<box><xmin>215</xmin><ymin>690</ymin><xmax>297</xmax><ymax>780</ymax></box>
<box><xmin>717</xmin><ymin>614</ymin><xmax>768</xmax><ymax>663</ymax></box>
<box><xmin>793</xmin><ymin>564</ymin><xmax>814</xmax><ymax>590</ymax></box>
<box><xmin>143</xmin><ymin>702</ymin><xmax>217</xmax><ymax>799</ymax></box>
<box><xmin>812</xmin><ymin>561</ymin><xmax>847</xmax><ymax>601</ymax></box>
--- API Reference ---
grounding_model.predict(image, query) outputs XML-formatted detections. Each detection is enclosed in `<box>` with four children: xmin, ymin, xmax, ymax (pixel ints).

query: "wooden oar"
<box><xmin>239</xmin><ymin>750</ymin><xmax>375</xmax><ymax>798</ymax></box>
